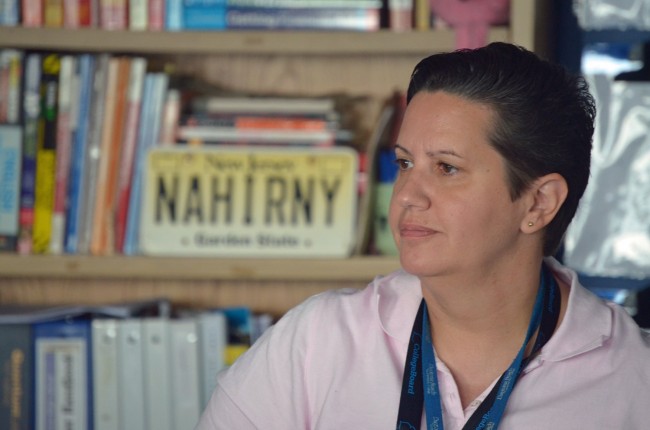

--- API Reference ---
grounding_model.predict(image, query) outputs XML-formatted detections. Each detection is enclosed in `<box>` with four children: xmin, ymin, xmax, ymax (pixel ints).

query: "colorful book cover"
<box><xmin>50</xmin><ymin>55</ymin><xmax>75</xmax><ymax>255</ymax></box>
<box><xmin>165</xmin><ymin>0</ymin><xmax>183</xmax><ymax>30</ymax></box>
<box><xmin>18</xmin><ymin>53</ymin><xmax>41</xmax><ymax>255</ymax></box>
<box><xmin>65</xmin><ymin>54</ymin><xmax>97</xmax><ymax>254</ymax></box>
<box><xmin>32</xmin><ymin>53</ymin><xmax>60</xmax><ymax>254</ymax></box>
<box><xmin>0</xmin><ymin>125</ymin><xmax>22</xmax><ymax>252</ymax></box>
<box><xmin>148</xmin><ymin>0</ymin><xmax>165</xmax><ymax>30</ymax></box>
<box><xmin>139</xmin><ymin>146</ymin><xmax>359</xmax><ymax>257</ymax></box>
<box><xmin>225</xmin><ymin>6</ymin><xmax>381</xmax><ymax>30</ymax></box>
<box><xmin>114</xmin><ymin>57</ymin><xmax>147</xmax><ymax>253</ymax></box>
<box><xmin>0</xmin><ymin>324</ymin><xmax>33</xmax><ymax>430</ymax></box>
<box><xmin>33</xmin><ymin>318</ymin><xmax>92</xmax><ymax>430</ymax></box>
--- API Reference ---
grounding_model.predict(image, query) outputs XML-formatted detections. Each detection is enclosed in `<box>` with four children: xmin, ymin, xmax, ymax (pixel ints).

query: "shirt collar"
<box><xmin>374</xmin><ymin>258</ymin><xmax>613</xmax><ymax>360</ymax></box>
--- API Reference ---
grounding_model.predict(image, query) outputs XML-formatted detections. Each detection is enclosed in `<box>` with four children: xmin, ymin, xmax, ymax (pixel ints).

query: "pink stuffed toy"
<box><xmin>430</xmin><ymin>0</ymin><xmax>510</xmax><ymax>50</ymax></box>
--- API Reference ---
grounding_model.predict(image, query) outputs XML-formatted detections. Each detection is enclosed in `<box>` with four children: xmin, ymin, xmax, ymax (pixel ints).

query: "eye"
<box><xmin>394</xmin><ymin>158</ymin><xmax>413</xmax><ymax>171</ymax></box>
<box><xmin>438</xmin><ymin>162</ymin><xmax>458</xmax><ymax>175</ymax></box>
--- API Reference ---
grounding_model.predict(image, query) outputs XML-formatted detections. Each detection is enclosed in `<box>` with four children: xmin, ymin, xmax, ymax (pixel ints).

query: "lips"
<box><xmin>398</xmin><ymin>223</ymin><xmax>437</xmax><ymax>238</ymax></box>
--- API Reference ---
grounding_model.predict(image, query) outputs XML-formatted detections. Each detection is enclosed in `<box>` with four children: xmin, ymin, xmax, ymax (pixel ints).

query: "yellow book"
<box><xmin>32</xmin><ymin>54</ymin><xmax>60</xmax><ymax>254</ymax></box>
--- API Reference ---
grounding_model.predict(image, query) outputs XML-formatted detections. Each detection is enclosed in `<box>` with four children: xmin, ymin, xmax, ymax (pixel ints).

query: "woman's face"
<box><xmin>389</xmin><ymin>91</ymin><xmax>531</xmax><ymax>279</ymax></box>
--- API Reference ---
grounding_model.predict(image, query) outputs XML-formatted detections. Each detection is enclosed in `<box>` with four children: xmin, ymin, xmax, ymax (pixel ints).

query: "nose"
<box><xmin>391</xmin><ymin>170</ymin><xmax>431</xmax><ymax>210</ymax></box>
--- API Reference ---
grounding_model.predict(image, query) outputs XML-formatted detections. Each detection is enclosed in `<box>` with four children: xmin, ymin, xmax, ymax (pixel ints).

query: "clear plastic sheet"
<box><xmin>573</xmin><ymin>0</ymin><xmax>650</xmax><ymax>30</ymax></box>
<box><xmin>564</xmin><ymin>73</ymin><xmax>650</xmax><ymax>280</ymax></box>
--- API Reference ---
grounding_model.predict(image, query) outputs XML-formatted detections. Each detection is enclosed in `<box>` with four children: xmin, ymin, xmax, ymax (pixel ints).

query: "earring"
<box><xmin>528</xmin><ymin>221</ymin><xmax>534</xmax><ymax>227</ymax></box>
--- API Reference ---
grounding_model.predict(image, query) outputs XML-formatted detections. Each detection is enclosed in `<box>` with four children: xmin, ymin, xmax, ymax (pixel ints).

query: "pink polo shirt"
<box><xmin>196</xmin><ymin>258</ymin><xmax>650</xmax><ymax>429</ymax></box>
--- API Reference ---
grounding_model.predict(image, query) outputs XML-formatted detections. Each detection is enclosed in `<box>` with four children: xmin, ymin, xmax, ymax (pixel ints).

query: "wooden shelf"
<box><xmin>0</xmin><ymin>254</ymin><xmax>402</xmax><ymax>282</ymax></box>
<box><xmin>0</xmin><ymin>27</ymin><xmax>510</xmax><ymax>55</ymax></box>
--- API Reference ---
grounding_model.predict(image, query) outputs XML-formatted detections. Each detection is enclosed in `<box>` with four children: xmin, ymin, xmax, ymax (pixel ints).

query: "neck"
<box><xmin>421</xmin><ymin>255</ymin><xmax>544</xmax><ymax>354</ymax></box>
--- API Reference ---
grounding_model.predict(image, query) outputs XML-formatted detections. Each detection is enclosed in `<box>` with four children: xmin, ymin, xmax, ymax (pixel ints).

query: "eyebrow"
<box><xmin>394</xmin><ymin>144</ymin><xmax>463</xmax><ymax>159</ymax></box>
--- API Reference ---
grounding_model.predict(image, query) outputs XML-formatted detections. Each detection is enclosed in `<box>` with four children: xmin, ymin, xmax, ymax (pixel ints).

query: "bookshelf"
<box><xmin>0</xmin><ymin>0</ymin><xmax>551</xmax><ymax>316</ymax></box>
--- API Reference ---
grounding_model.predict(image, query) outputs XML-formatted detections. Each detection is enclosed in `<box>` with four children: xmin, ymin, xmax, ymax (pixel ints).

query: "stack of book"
<box><xmin>0</xmin><ymin>299</ymin><xmax>272</xmax><ymax>430</ymax></box>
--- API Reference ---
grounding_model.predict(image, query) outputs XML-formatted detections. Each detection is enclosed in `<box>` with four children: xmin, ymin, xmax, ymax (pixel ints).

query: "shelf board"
<box><xmin>0</xmin><ymin>255</ymin><xmax>402</xmax><ymax>281</ymax></box>
<box><xmin>0</xmin><ymin>27</ymin><xmax>510</xmax><ymax>55</ymax></box>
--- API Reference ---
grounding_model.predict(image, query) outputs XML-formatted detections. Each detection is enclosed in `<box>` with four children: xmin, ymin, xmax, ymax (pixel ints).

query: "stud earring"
<box><xmin>528</xmin><ymin>221</ymin><xmax>534</xmax><ymax>227</ymax></box>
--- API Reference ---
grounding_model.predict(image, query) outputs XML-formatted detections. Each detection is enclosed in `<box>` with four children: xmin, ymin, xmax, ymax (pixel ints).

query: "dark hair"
<box><xmin>406</xmin><ymin>42</ymin><xmax>596</xmax><ymax>256</ymax></box>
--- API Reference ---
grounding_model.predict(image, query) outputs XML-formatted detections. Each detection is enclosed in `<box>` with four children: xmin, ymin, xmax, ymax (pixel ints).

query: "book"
<box><xmin>18</xmin><ymin>53</ymin><xmax>42</xmax><ymax>255</ymax></box>
<box><xmin>50</xmin><ymin>55</ymin><xmax>76</xmax><ymax>255</ymax></box>
<box><xmin>0</xmin><ymin>0</ymin><xmax>19</xmax><ymax>24</ymax></box>
<box><xmin>140</xmin><ymin>145</ymin><xmax>359</xmax><ymax>257</ymax></box>
<box><xmin>177</xmin><ymin>125</ymin><xmax>335</xmax><ymax>146</ymax></box>
<box><xmin>65</xmin><ymin>54</ymin><xmax>97</xmax><ymax>254</ymax></box>
<box><xmin>44</xmin><ymin>0</ymin><xmax>64</xmax><ymax>27</ymax></box>
<box><xmin>0</xmin><ymin>125</ymin><xmax>22</xmax><ymax>252</ymax></box>
<box><xmin>91</xmin><ymin>56</ymin><xmax>130</xmax><ymax>256</ymax></box>
<box><xmin>75</xmin><ymin>53</ymin><xmax>108</xmax><ymax>255</ymax></box>
<box><xmin>225</xmin><ymin>6</ymin><xmax>381</xmax><ymax>30</ymax></box>
<box><xmin>159</xmin><ymin>88</ymin><xmax>181</xmax><ymax>145</ymax></box>
<box><xmin>116</xmin><ymin>319</ymin><xmax>146</xmax><ymax>430</ymax></box>
<box><xmin>34</xmin><ymin>318</ymin><xmax>92</xmax><ymax>430</ymax></box>
<box><xmin>170</xmin><ymin>318</ymin><xmax>201</xmax><ymax>429</ymax></box>
<box><xmin>0</xmin><ymin>49</ymin><xmax>23</xmax><ymax>124</ymax></box>
<box><xmin>196</xmin><ymin>311</ymin><xmax>227</xmax><ymax>408</ymax></box>
<box><xmin>123</xmin><ymin>72</ymin><xmax>169</xmax><ymax>255</ymax></box>
<box><xmin>114</xmin><ymin>57</ymin><xmax>147</xmax><ymax>254</ymax></box>
<box><xmin>222</xmin><ymin>306</ymin><xmax>252</xmax><ymax>366</ymax></box>
<box><xmin>20</xmin><ymin>0</ymin><xmax>42</xmax><ymax>26</ymax></box>
<box><xmin>99</xmin><ymin>0</ymin><xmax>127</xmax><ymax>29</ymax></box>
<box><xmin>32</xmin><ymin>53</ymin><xmax>60</xmax><ymax>254</ymax></box>
<box><xmin>0</xmin><ymin>324</ymin><xmax>33</xmax><ymax>430</ymax></box>
<box><xmin>191</xmin><ymin>95</ymin><xmax>337</xmax><ymax>116</ymax></box>
<box><xmin>149</xmin><ymin>0</ymin><xmax>165</xmax><ymax>30</ymax></box>
<box><xmin>92</xmin><ymin>318</ymin><xmax>120</xmax><ymax>430</ymax></box>
<box><xmin>182</xmin><ymin>0</ymin><xmax>226</xmax><ymax>29</ymax></box>
<box><xmin>142</xmin><ymin>317</ymin><xmax>173</xmax><ymax>430</ymax></box>
<box><xmin>414</xmin><ymin>0</ymin><xmax>431</xmax><ymax>31</ymax></box>
<box><xmin>165</xmin><ymin>0</ymin><xmax>183</xmax><ymax>29</ymax></box>
<box><xmin>129</xmin><ymin>0</ymin><xmax>148</xmax><ymax>29</ymax></box>
<box><xmin>63</xmin><ymin>0</ymin><xmax>79</xmax><ymax>27</ymax></box>
<box><xmin>388</xmin><ymin>0</ymin><xmax>412</xmax><ymax>31</ymax></box>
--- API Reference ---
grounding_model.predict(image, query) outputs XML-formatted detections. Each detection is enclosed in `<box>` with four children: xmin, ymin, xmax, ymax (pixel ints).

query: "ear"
<box><xmin>521</xmin><ymin>173</ymin><xmax>568</xmax><ymax>233</ymax></box>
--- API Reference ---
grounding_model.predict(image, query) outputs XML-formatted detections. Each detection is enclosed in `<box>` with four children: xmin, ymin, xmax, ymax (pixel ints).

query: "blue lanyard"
<box><xmin>396</xmin><ymin>264</ymin><xmax>560</xmax><ymax>430</ymax></box>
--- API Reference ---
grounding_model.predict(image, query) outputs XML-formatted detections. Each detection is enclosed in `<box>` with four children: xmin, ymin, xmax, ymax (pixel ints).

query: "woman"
<box><xmin>196</xmin><ymin>43</ymin><xmax>650</xmax><ymax>429</ymax></box>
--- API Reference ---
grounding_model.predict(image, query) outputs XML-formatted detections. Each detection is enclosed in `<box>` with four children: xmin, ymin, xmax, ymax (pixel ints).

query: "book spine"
<box><xmin>50</xmin><ymin>55</ymin><xmax>75</xmax><ymax>255</ymax></box>
<box><xmin>197</xmin><ymin>311</ymin><xmax>226</xmax><ymax>408</ymax></box>
<box><xmin>99</xmin><ymin>0</ymin><xmax>127</xmax><ymax>29</ymax></box>
<box><xmin>116</xmin><ymin>319</ymin><xmax>146</xmax><ymax>429</ymax></box>
<box><xmin>75</xmin><ymin>54</ymin><xmax>108</xmax><ymax>254</ymax></box>
<box><xmin>44</xmin><ymin>0</ymin><xmax>64</xmax><ymax>27</ymax></box>
<box><xmin>182</xmin><ymin>0</ymin><xmax>226</xmax><ymax>30</ymax></box>
<box><xmin>148</xmin><ymin>0</ymin><xmax>165</xmax><ymax>29</ymax></box>
<box><xmin>18</xmin><ymin>53</ymin><xmax>41</xmax><ymax>255</ymax></box>
<box><xmin>0</xmin><ymin>324</ymin><xmax>33</xmax><ymax>430</ymax></box>
<box><xmin>92</xmin><ymin>319</ymin><xmax>119</xmax><ymax>430</ymax></box>
<box><xmin>129</xmin><ymin>0</ymin><xmax>148</xmax><ymax>30</ymax></box>
<box><xmin>63</xmin><ymin>0</ymin><xmax>80</xmax><ymax>27</ymax></box>
<box><xmin>114</xmin><ymin>57</ymin><xmax>146</xmax><ymax>253</ymax></box>
<box><xmin>21</xmin><ymin>0</ymin><xmax>42</xmax><ymax>26</ymax></box>
<box><xmin>414</xmin><ymin>0</ymin><xmax>430</xmax><ymax>31</ymax></box>
<box><xmin>387</xmin><ymin>0</ymin><xmax>412</xmax><ymax>31</ymax></box>
<box><xmin>123</xmin><ymin>73</ymin><xmax>168</xmax><ymax>255</ymax></box>
<box><xmin>0</xmin><ymin>0</ymin><xmax>20</xmax><ymax>24</ymax></box>
<box><xmin>32</xmin><ymin>53</ymin><xmax>60</xmax><ymax>254</ymax></box>
<box><xmin>34</xmin><ymin>319</ymin><xmax>92</xmax><ymax>430</ymax></box>
<box><xmin>170</xmin><ymin>319</ymin><xmax>201</xmax><ymax>430</ymax></box>
<box><xmin>142</xmin><ymin>318</ymin><xmax>172</xmax><ymax>430</ymax></box>
<box><xmin>78</xmin><ymin>0</ymin><xmax>93</xmax><ymax>26</ymax></box>
<box><xmin>88</xmin><ymin>57</ymin><xmax>120</xmax><ymax>256</ymax></box>
<box><xmin>1</xmin><ymin>49</ymin><xmax>23</xmax><ymax>124</ymax></box>
<box><xmin>0</xmin><ymin>126</ymin><xmax>23</xmax><ymax>252</ymax></box>
<box><xmin>225</xmin><ymin>6</ymin><xmax>381</xmax><ymax>30</ymax></box>
<box><xmin>165</xmin><ymin>0</ymin><xmax>183</xmax><ymax>30</ymax></box>
<box><xmin>159</xmin><ymin>88</ymin><xmax>180</xmax><ymax>145</ymax></box>
<box><xmin>65</xmin><ymin>54</ymin><xmax>96</xmax><ymax>254</ymax></box>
